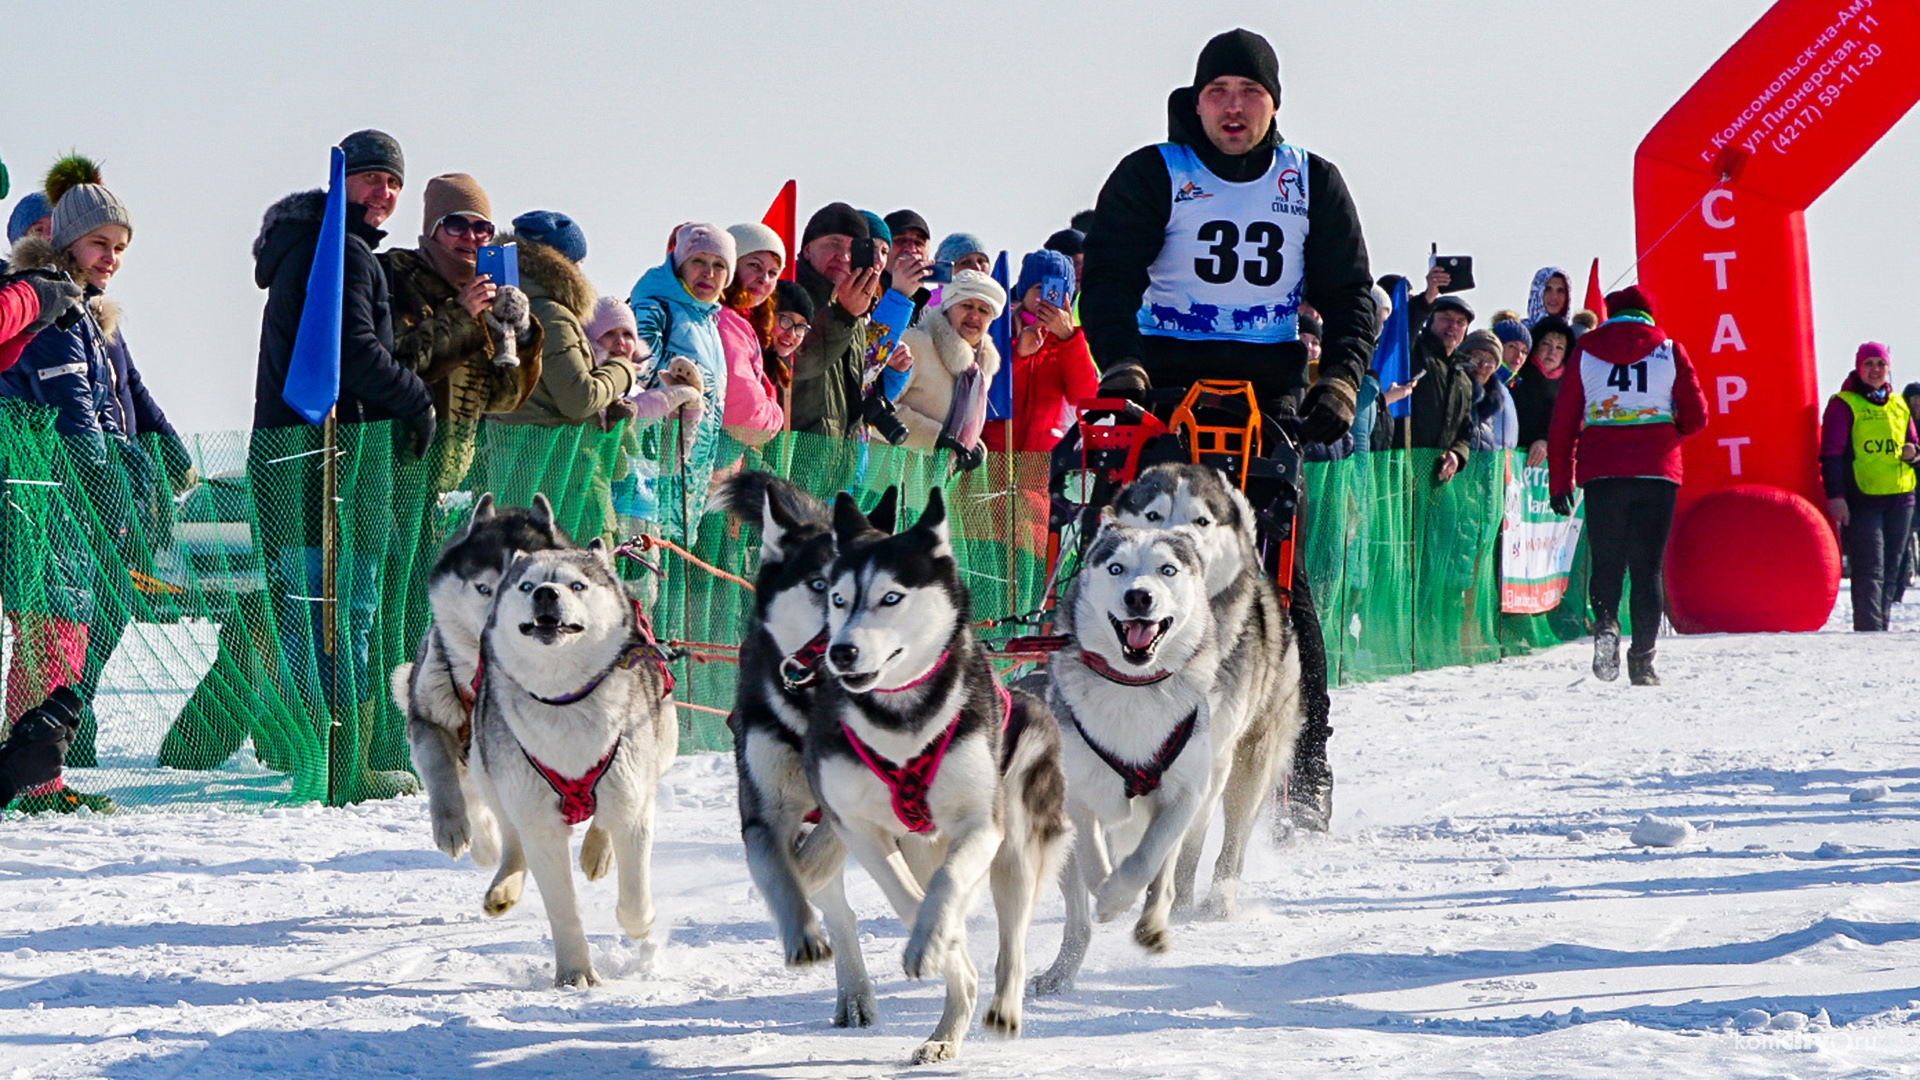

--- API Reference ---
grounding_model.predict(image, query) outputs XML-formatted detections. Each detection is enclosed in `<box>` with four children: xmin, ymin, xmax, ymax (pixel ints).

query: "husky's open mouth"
<box><xmin>520</xmin><ymin>615</ymin><xmax>584</xmax><ymax>642</ymax></box>
<box><xmin>833</xmin><ymin>648</ymin><xmax>904</xmax><ymax>694</ymax></box>
<box><xmin>1108</xmin><ymin>614</ymin><xmax>1173</xmax><ymax>666</ymax></box>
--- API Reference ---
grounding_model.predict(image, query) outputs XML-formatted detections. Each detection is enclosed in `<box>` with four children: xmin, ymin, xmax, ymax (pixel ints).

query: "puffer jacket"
<box><xmin>716</xmin><ymin>305</ymin><xmax>782</xmax><ymax>444</ymax></box>
<box><xmin>981</xmin><ymin>321</ymin><xmax>1099</xmax><ymax>454</ymax></box>
<box><xmin>491</xmin><ymin>235</ymin><xmax>633</xmax><ymax>427</ymax></box>
<box><xmin>250</xmin><ymin>189</ymin><xmax>430</xmax><ymax>431</ymax></box>
<box><xmin>1398</xmin><ymin>326</ymin><xmax>1475</xmax><ymax>462</ymax></box>
<box><xmin>628</xmin><ymin>260</ymin><xmax>730</xmax><ymax>538</ymax></box>
<box><xmin>786</xmin><ymin>260</ymin><xmax>867</xmax><ymax>438</ymax></box>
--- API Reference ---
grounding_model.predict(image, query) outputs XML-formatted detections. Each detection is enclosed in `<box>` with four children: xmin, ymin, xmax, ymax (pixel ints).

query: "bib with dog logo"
<box><xmin>1837</xmin><ymin>389</ymin><xmax>1917</xmax><ymax>496</ymax></box>
<box><xmin>1136</xmin><ymin>141</ymin><xmax>1310</xmax><ymax>344</ymax></box>
<box><xmin>1580</xmin><ymin>334</ymin><xmax>1678</xmax><ymax>427</ymax></box>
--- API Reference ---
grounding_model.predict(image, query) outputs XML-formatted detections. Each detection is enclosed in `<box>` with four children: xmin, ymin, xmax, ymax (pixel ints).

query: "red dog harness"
<box><xmin>839</xmin><ymin>653</ymin><xmax>1013</xmax><ymax>834</ymax></box>
<box><xmin>1072</xmin><ymin>709</ymin><xmax>1198</xmax><ymax>800</ymax></box>
<box><xmin>523</xmin><ymin>739</ymin><xmax>621</xmax><ymax>826</ymax></box>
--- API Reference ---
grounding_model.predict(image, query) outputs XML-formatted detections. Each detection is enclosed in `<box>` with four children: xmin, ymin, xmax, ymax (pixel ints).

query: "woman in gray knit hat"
<box><xmin>0</xmin><ymin>155</ymin><xmax>192</xmax><ymax>813</ymax></box>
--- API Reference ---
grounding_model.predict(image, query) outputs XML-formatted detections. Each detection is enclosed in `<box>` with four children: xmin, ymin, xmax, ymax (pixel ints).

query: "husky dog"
<box><xmin>812</xmin><ymin>489</ymin><xmax>1072</xmax><ymax>1064</ymax></box>
<box><xmin>393</xmin><ymin>494</ymin><xmax>572</xmax><ymax>867</ymax></box>
<box><xmin>1112</xmin><ymin>462</ymin><xmax>1302</xmax><ymax>918</ymax></box>
<box><xmin>717</xmin><ymin>473</ymin><xmax>893</xmax><ymax>1028</ymax></box>
<box><xmin>1030</xmin><ymin>518</ymin><xmax>1222</xmax><ymax>994</ymax></box>
<box><xmin>470</xmin><ymin>541</ymin><xmax>678</xmax><ymax>987</ymax></box>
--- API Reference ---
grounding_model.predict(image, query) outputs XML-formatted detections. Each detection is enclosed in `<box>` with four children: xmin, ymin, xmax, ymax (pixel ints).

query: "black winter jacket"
<box><xmin>1081</xmin><ymin>87</ymin><xmax>1376</xmax><ymax>400</ymax></box>
<box><xmin>250</xmin><ymin>191</ymin><xmax>431</xmax><ymax>431</ymax></box>
<box><xmin>1398</xmin><ymin>327</ymin><xmax>1475</xmax><ymax>462</ymax></box>
<box><xmin>1508</xmin><ymin>364</ymin><xmax>1563</xmax><ymax>448</ymax></box>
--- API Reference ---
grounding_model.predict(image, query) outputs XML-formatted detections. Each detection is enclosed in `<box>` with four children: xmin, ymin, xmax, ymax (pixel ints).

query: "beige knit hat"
<box><xmin>421</xmin><ymin>173</ymin><xmax>491</xmax><ymax>236</ymax></box>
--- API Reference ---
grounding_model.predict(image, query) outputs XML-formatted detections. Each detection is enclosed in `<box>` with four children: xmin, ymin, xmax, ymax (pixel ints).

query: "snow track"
<box><xmin>3</xmin><ymin>596</ymin><xmax>1917</xmax><ymax>1077</ymax></box>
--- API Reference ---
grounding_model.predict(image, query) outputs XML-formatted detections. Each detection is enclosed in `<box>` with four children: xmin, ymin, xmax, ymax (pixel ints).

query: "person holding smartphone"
<box><xmin>1079</xmin><ymin>28</ymin><xmax>1378</xmax><ymax>833</ymax></box>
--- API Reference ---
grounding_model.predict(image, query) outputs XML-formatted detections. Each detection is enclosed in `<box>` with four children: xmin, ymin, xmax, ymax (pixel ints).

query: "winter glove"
<box><xmin>1298</xmin><ymin>377</ymin><xmax>1358</xmax><ymax>446</ymax></box>
<box><xmin>939</xmin><ymin>437</ymin><xmax>986</xmax><ymax>472</ymax></box>
<box><xmin>1097</xmin><ymin>359</ymin><xmax>1150</xmax><ymax>403</ymax></box>
<box><xmin>1550</xmin><ymin>491</ymin><xmax>1576</xmax><ymax>517</ymax></box>
<box><xmin>1902</xmin><ymin>442</ymin><xmax>1919</xmax><ymax>464</ymax></box>
<box><xmin>401</xmin><ymin>408</ymin><xmax>437</xmax><ymax>459</ymax></box>
<box><xmin>18</xmin><ymin>270</ymin><xmax>85</xmax><ymax>335</ymax></box>
<box><xmin>169</xmin><ymin>464</ymin><xmax>201</xmax><ymax>497</ymax></box>
<box><xmin>600</xmin><ymin>397</ymin><xmax>639</xmax><ymax>432</ymax></box>
<box><xmin>0</xmin><ymin>686</ymin><xmax>83</xmax><ymax>807</ymax></box>
<box><xmin>483</xmin><ymin>286</ymin><xmax>532</xmax><ymax>368</ymax></box>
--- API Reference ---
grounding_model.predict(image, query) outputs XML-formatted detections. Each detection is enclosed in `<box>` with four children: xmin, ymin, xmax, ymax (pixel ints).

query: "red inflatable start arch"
<box><xmin>1634</xmin><ymin>0</ymin><xmax>1920</xmax><ymax>632</ymax></box>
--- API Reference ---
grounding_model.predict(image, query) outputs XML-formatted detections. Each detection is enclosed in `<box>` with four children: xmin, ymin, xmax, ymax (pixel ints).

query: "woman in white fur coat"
<box><xmin>894</xmin><ymin>269</ymin><xmax>1005</xmax><ymax>453</ymax></box>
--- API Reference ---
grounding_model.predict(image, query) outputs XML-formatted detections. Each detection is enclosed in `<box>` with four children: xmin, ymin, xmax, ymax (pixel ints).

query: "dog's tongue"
<box><xmin>1123</xmin><ymin>620</ymin><xmax>1159</xmax><ymax>651</ymax></box>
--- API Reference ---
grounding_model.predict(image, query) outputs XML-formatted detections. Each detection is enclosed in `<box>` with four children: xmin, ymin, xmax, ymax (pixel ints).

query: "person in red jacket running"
<box><xmin>1547</xmin><ymin>286</ymin><xmax>1708</xmax><ymax>686</ymax></box>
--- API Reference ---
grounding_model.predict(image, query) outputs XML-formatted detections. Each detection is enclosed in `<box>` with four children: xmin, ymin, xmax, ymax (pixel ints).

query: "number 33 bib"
<box><xmin>1137</xmin><ymin>142</ymin><xmax>1311</xmax><ymax>344</ymax></box>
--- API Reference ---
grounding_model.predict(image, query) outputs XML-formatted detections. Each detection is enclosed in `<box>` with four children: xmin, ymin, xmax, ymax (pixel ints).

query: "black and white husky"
<box><xmin>392</xmin><ymin>494</ymin><xmax>571</xmax><ymax>867</ymax></box>
<box><xmin>812</xmin><ymin>488</ymin><xmax>1072</xmax><ymax>1064</ymax></box>
<box><xmin>717</xmin><ymin>472</ymin><xmax>892</xmax><ymax>1028</ymax></box>
<box><xmin>1030</xmin><ymin>516</ymin><xmax>1222</xmax><ymax>994</ymax></box>
<box><xmin>470</xmin><ymin>541</ymin><xmax>678</xmax><ymax>987</ymax></box>
<box><xmin>1112</xmin><ymin>463</ymin><xmax>1303</xmax><ymax>918</ymax></box>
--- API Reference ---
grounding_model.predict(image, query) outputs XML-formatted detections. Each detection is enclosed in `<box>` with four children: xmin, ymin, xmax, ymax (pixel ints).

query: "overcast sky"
<box><xmin>7</xmin><ymin>0</ymin><xmax>1916</xmax><ymax>432</ymax></box>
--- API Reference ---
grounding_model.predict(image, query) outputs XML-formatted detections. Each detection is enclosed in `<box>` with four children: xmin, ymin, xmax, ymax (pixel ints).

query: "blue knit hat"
<box><xmin>935</xmin><ymin>232</ymin><xmax>987</xmax><ymax>265</ymax></box>
<box><xmin>8</xmin><ymin>191</ymin><xmax>50</xmax><ymax>244</ymax></box>
<box><xmin>859</xmin><ymin>210</ymin><xmax>890</xmax><ymax>245</ymax></box>
<box><xmin>512</xmin><ymin>210</ymin><xmax>587</xmax><ymax>263</ymax></box>
<box><xmin>1491</xmin><ymin>317</ymin><xmax>1531</xmax><ymax>352</ymax></box>
<box><xmin>1013</xmin><ymin>248</ymin><xmax>1075</xmax><ymax>304</ymax></box>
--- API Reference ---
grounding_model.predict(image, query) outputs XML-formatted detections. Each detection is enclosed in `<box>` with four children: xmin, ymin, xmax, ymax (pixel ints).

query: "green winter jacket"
<box><xmin>786</xmin><ymin>261</ymin><xmax>868</xmax><ymax>438</ymax></box>
<box><xmin>491</xmin><ymin>237</ymin><xmax>634</xmax><ymax>428</ymax></box>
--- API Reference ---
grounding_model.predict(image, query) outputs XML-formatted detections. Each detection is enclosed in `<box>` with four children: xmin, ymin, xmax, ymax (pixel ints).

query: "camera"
<box><xmin>863</xmin><ymin>387</ymin><xmax>910</xmax><ymax>446</ymax></box>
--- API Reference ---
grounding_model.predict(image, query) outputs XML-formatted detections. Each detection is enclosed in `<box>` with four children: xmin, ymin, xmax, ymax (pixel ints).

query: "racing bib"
<box><xmin>1580</xmin><ymin>341</ymin><xmax>1677</xmax><ymax>426</ymax></box>
<box><xmin>1136</xmin><ymin>141</ymin><xmax>1311</xmax><ymax>344</ymax></box>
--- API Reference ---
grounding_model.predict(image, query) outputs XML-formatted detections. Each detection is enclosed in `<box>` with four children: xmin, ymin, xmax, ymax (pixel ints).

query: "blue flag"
<box><xmin>282</xmin><ymin>147</ymin><xmax>346</xmax><ymax>426</ymax></box>
<box><xmin>1377</xmin><ymin>276</ymin><xmax>1412</xmax><ymax>420</ymax></box>
<box><xmin>986</xmin><ymin>250</ymin><xmax>1013</xmax><ymax>420</ymax></box>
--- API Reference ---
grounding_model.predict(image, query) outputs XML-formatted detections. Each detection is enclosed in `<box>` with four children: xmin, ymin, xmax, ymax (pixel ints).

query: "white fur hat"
<box><xmin>939</xmin><ymin>269</ymin><xmax>1006</xmax><ymax>320</ymax></box>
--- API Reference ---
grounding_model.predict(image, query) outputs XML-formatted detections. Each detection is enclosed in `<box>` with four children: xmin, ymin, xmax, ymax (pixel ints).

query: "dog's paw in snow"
<box><xmin>785</xmin><ymin>920</ymin><xmax>832</xmax><ymax>966</ymax></box>
<box><xmin>616</xmin><ymin>899</ymin><xmax>655</xmax><ymax>943</ymax></box>
<box><xmin>834</xmin><ymin>983</ymin><xmax>877</xmax><ymax>1028</ymax></box>
<box><xmin>430</xmin><ymin>804</ymin><xmax>471</xmax><ymax>860</ymax></box>
<box><xmin>553</xmin><ymin>965</ymin><xmax>601</xmax><ymax>989</ymax></box>
<box><xmin>1028</xmin><ymin>967</ymin><xmax>1075</xmax><ymax>997</ymax></box>
<box><xmin>1132</xmin><ymin>915</ymin><xmax>1172</xmax><ymax>953</ymax></box>
<box><xmin>484</xmin><ymin>873</ymin><xmax>523</xmax><ymax>917</ymax></box>
<box><xmin>983</xmin><ymin>1002</ymin><xmax>1022</xmax><ymax>1037</ymax></box>
<box><xmin>910</xmin><ymin>1039</ymin><xmax>959</xmax><ymax>1065</ymax></box>
<box><xmin>902</xmin><ymin>924</ymin><xmax>956</xmax><ymax>980</ymax></box>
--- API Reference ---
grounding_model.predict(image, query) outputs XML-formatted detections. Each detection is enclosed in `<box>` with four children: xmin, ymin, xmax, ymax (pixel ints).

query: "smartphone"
<box><xmin>1040</xmin><ymin>274</ymin><xmax>1072</xmax><ymax>308</ymax></box>
<box><xmin>923</xmin><ymin>260</ymin><xmax>955</xmax><ymax>285</ymax></box>
<box><xmin>1428</xmin><ymin>243</ymin><xmax>1473</xmax><ymax>293</ymax></box>
<box><xmin>475</xmin><ymin>243</ymin><xmax>519</xmax><ymax>289</ymax></box>
<box><xmin>848</xmin><ymin>237</ymin><xmax>877</xmax><ymax>272</ymax></box>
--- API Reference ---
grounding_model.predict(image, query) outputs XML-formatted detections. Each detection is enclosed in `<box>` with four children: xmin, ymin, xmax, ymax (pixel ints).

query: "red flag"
<box><xmin>763</xmin><ymin>180</ymin><xmax>797</xmax><ymax>281</ymax></box>
<box><xmin>1584</xmin><ymin>257</ymin><xmax>1607</xmax><ymax>321</ymax></box>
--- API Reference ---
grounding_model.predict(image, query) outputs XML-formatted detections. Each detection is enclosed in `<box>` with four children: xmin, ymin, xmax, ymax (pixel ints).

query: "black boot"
<box><xmin>1628</xmin><ymin>648</ymin><xmax>1660</xmax><ymax>687</ymax></box>
<box><xmin>1283</xmin><ymin>756</ymin><xmax>1333</xmax><ymax>835</ymax></box>
<box><xmin>1592</xmin><ymin>622</ymin><xmax>1621</xmax><ymax>682</ymax></box>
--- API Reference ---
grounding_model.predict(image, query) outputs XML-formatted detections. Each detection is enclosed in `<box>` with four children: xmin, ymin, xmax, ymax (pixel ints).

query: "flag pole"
<box><xmin>320</xmin><ymin>406</ymin><xmax>339</xmax><ymax>803</ymax></box>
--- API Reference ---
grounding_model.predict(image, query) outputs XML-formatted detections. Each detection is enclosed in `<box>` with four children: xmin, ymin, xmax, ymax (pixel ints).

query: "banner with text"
<box><xmin>1502</xmin><ymin>456</ymin><xmax>1583</xmax><ymax>614</ymax></box>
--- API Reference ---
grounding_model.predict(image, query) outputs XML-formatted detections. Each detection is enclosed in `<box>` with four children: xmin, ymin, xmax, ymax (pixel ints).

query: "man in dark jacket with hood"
<box><xmin>1081</xmin><ymin>29</ymin><xmax>1378</xmax><ymax>832</ymax></box>
<box><xmin>239</xmin><ymin>129</ymin><xmax>430</xmax><ymax>802</ymax></box>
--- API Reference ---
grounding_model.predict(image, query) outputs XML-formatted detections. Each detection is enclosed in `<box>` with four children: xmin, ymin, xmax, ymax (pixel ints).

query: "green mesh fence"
<box><xmin>0</xmin><ymin>396</ymin><xmax>1598</xmax><ymax>811</ymax></box>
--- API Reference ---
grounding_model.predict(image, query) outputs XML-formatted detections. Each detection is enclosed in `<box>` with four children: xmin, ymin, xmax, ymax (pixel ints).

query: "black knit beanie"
<box><xmin>339</xmin><ymin>129</ymin><xmax>405</xmax><ymax>184</ymax></box>
<box><xmin>1193</xmin><ymin>29</ymin><xmax>1281</xmax><ymax>107</ymax></box>
<box><xmin>802</xmin><ymin>202</ymin><xmax>869</xmax><ymax>246</ymax></box>
<box><xmin>1044</xmin><ymin>228</ymin><xmax>1085</xmax><ymax>258</ymax></box>
<box><xmin>773</xmin><ymin>278</ymin><xmax>816</xmax><ymax>321</ymax></box>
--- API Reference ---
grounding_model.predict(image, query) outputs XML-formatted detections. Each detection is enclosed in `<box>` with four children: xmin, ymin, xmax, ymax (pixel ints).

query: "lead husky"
<box><xmin>393</xmin><ymin>494</ymin><xmax>573</xmax><ymax>867</ymax></box>
<box><xmin>470</xmin><ymin>541</ymin><xmax>678</xmax><ymax>987</ymax></box>
<box><xmin>813</xmin><ymin>489</ymin><xmax>1072</xmax><ymax>1064</ymax></box>
<box><xmin>717</xmin><ymin>472</ymin><xmax>892</xmax><ymax>1028</ymax></box>
<box><xmin>1030</xmin><ymin>517</ymin><xmax>1222</xmax><ymax>994</ymax></box>
<box><xmin>1112</xmin><ymin>462</ymin><xmax>1302</xmax><ymax>918</ymax></box>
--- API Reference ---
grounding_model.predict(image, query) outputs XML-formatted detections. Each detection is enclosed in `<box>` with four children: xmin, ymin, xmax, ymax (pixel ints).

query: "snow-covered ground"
<box><xmin>3</xmin><ymin>593</ymin><xmax>1918</xmax><ymax>1079</ymax></box>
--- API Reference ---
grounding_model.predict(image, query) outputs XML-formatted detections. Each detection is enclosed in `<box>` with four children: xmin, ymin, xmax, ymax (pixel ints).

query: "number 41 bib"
<box><xmin>1136</xmin><ymin>142</ymin><xmax>1311</xmax><ymax>344</ymax></box>
<box><xmin>1581</xmin><ymin>341</ymin><xmax>1677</xmax><ymax>426</ymax></box>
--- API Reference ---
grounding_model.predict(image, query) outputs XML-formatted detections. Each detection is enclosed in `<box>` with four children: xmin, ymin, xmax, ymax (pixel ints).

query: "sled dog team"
<box><xmin>393</xmin><ymin>463</ymin><xmax>1303</xmax><ymax>1064</ymax></box>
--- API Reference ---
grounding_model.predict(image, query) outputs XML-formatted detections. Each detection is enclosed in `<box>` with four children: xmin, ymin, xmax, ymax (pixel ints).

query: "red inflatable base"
<box><xmin>1664</xmin><ymin>484</ymin><xmax>1838</xmax><ymax>634</ymax></box>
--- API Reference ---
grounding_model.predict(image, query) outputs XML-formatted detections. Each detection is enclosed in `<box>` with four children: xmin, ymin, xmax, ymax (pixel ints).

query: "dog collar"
<box><xmin>1072</xmin><ymin>708</ymin><xmax>1198</xmax><ymax>799</ymax></box>
<box><xmin>1077</xmin><ymin>649</ymin><xmax>1174</xmax><ymax>687</ymax></box>
<box><xmin>841</xmin><ymin>673</ymin><xmax>1012</xmax><ymax>834</ymax></box>
<box><xmin>530</xmin><ymin>600</ymin><xmax>675</xmax><ymax>705</ymax></box>
<box><xmin>873</xmin><ymin>650</ymin><xmax>951</xmax><ymax>694</ymax></box>
<box><xmin>780</xmin><ymin>629</ymin><xmax>830</xmax><ymax>690</ymax></box>
<box><xmin>522</xmin><ymin>738</ymin><xmax>621</xmax><ymax>826</ymax></box>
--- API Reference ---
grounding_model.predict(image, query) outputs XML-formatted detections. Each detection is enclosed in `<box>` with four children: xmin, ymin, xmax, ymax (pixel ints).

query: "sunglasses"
<box><xmin>436</xmin><ymin>214</ymin><xmax>495</xmax><ymax>241</ymax></box>
<box><xmin>776</xmin><ymin>315</ymin><xmax>811</xmax><ymax>334</ymax></box>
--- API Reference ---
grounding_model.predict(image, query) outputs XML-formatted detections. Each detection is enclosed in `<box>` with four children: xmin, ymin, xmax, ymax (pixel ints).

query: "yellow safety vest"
<box><xmin>1837</xmin><ymin>389</ymin><xmax>1916</xmax><ymax>496</ymax></box>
